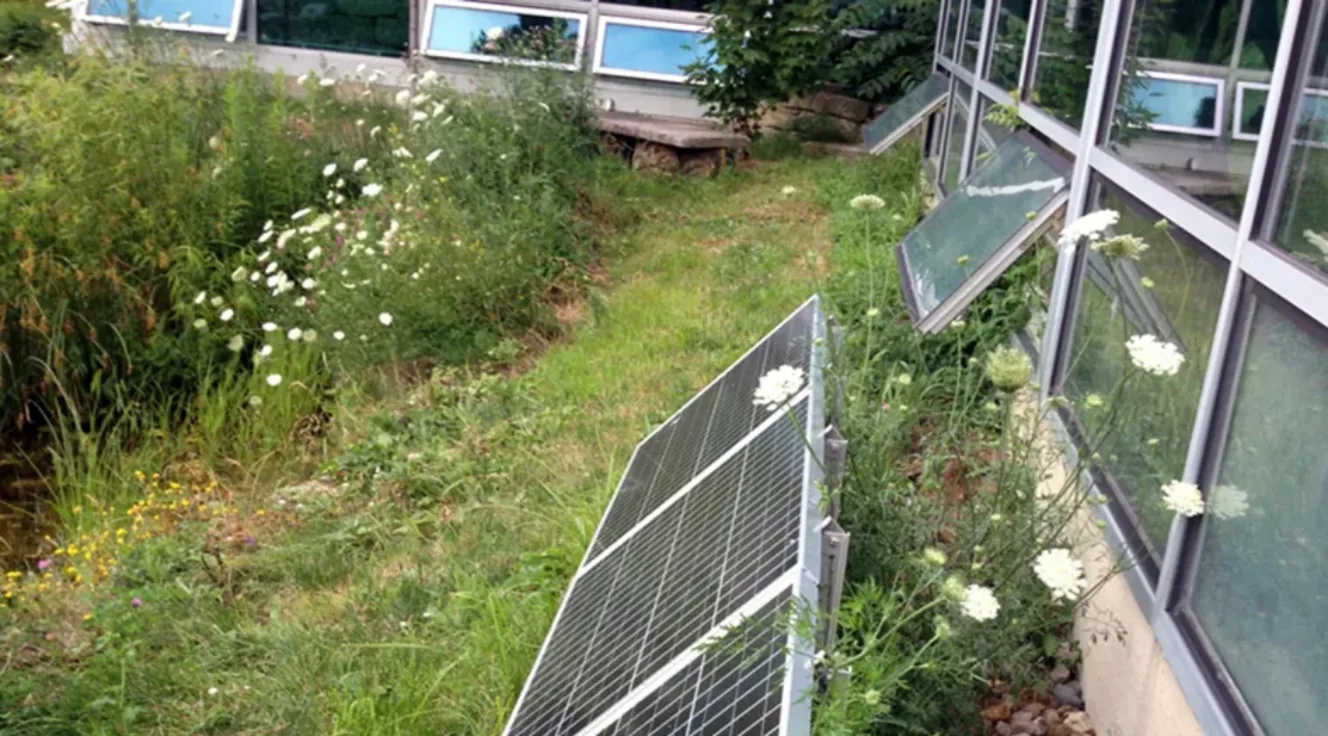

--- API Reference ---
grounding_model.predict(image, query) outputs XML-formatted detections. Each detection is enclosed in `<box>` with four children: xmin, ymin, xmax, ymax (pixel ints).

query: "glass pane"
<box><xmin>973</xmin><ymin>98</ymin><xmax>1019</xmax><ymax>172</ymax></box>
<box><xmin>942</xmin><ymin>80</ymin><xmax>972</xmax><ymax>193</ymax></box>
<box><xmin>259</xmin><ymin>0</ymin><xmax>406</xmax><ymax>56</ymax></box>
<box><xmin>943</xmin><ymin>0</ymin><xmax>962</xmax><ymax>59</ymax></box>
<box><xmin>1108</xmin><ymin>0</ymin><xmax>1254</xmax><ymax>223</ymax></box>
<box><xmin>1272</xmin><ymin>9</ymin><xmax>1328</xmax><ymax>276</ymax></box>
<box><xmin>599</xmin><ymin>22</ymin><xmax>711</xmax><ymax>78</ymax></box>
<box><xmin>1030</xmin><ymin>0</ymin><xmax>1104</xmax><ymax>127</ymax></box>
<box><xmin>1238</xmin><ymin>0</ymin><xmax>1286</xmax><ymax>70</ymax></box>
<box><xmin>961</xmin><ymin>0</ymin><xmax>986</xmax><ymax>69</ymax></box>
<box><xmin>1061</xmin><ymin>179</ymin><xmax>1226</xmax><ymax>568</ymax></box>
<box><xmin>863</xmin><ymin>73</ymin><xmax>949</xmax><ymax>151</ymax></box>
<box><xmin>899</xmin><ymin>133</ymin><xmax>1069</xmax><ymax>325</ymax></box>
<box><xmin>88</xmin><ymin>0</ymin><xmax>236</xmax><ymax>30</ymax></box>
<box><xmin>988</xmin><ymin>0</ymin><xmax>1032</xmax><ymax>91</ymax></box>
<box><xmin>1235</xmin><ymin>84</ymin><xmax>1268</xmax><ymax>139</ymax></box>
<box><xmin>426</xmin><ymin>8</ymin><xmax>581</xmax><ymax>65</ymax></box>
<box><xmin>1189</xmin><ymin>297</ymin><xmax>1328</xmax><ymax>736</ymax></box>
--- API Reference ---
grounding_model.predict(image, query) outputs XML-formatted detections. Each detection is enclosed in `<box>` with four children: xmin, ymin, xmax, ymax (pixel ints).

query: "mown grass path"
<box><xmin>1</xmin><ymin>157</ymin><xmax>843</xmax><ymax>735</ymax></box>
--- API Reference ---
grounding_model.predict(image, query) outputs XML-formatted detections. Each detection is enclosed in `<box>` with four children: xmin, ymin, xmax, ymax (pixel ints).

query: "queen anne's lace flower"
<box><xmin>960</xmin><ymin>585</ymin><xmax>1000</xmax><ymax>621</ymax></box>
<box><xmin>265</xmin><ymin>374</ymin><xmax>282</xmax><ymax>387</ymax></box>
<box><xmin>362</xmin><ymin>183</ymin><xmax>383</xmax><ymax>197</ymax></box>
<box><xmin>379</xmin><ymin>312</ymin><xmax>394</xmax><ymax>327</ymax></box>
<box><xmin>227</xmin><ymin>335</ymin><xmax>244</xmax><ymax>352</ymax></box>
<box><xmin>850</xmin><ymin>194</ymin><xmax>885</xmax><ymax>211</ymax></box>
<box><xmin>1058</xmin><ymin>209</ymin><xmax>1119</xmax><ymax>248</ymax></box>
<box><xmin>753</xmin><ymin>365</ymin><xmax>806</xmax><ymax>411</ymax></box>
<box><xmin>1162</xmin><ymin>480</ymin><xmax>1205</xmax><ymax>517</ymax></box>
<box><xmin>1033</xmin><ymin>548</ymin><xmax>1086</xmax><ymax>601</ymax></box>
<box><xmin>1126</xmin><ymin>334</ymin><xmax>1184</xmax><ymax>376</ymax></box>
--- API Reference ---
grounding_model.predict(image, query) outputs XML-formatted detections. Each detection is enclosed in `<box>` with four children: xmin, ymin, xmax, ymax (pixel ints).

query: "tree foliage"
<box><xmin>830</xmin><ymin>0</ymin><xmax>940</xmax><ymax>104</ymax></box>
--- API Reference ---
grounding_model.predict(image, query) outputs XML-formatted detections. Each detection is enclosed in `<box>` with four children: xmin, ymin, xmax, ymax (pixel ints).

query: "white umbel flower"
<box><xmin>219</xmin><ymin>308</ymin><xmax>234</xmax><ymax>322</ymax></box>
<box><xmin>353</xmin><ymin>157</ymin><xmax>369</xmax><ymax>172</ymax></box>
<box><xmin>265</xmin><ymin>374</ymin><xmax>282</xmax><ymax>387</ymax></box>
<box><xmin>1126</xmin><ymin>334</ymin><xmax>1185</xmax><ymax>376</ymax></box>
<box><xmin>262</xmin><ymin>322</ymin><xmax>278</xmax><ymax>333</ymax></box>
<box><xmin>231</xmin><ymin>266</ymin><xmax>248</xmax><ymax>282</ymax></box>
<box><xmin>378</xmin><ymin>312</ymin><xmax>393</xmax><ymax>327</ymax></box>
<box><xmin>362</xmin><ymin>183</ymin><xmax>383</xmax><ymax>197</ymax></box>
<box><xmin>227</xmin><ymin>334</ymin><xmax>245</xmax><ymax>352</ymax></box>
<box><xmin>849</xmin><ymin>194</ymin><xmax>885</xmax><ymax>211</ymax></box>
<box><xmin>1058</xmin><ymin>209</ymin><xmax>1119</xmax><ymax>248</ymax></box>
<box><xmin>287</xmin><ymin>327</ymin><xmax>303</xmax><ymax>341</ymax></box>
<box><xmin>322</xmin><ymin>163</ymin><xmax>337</xmax><ymax>177</ymax></box>
<box><xmin>753</xmin><ymin>365</ymin><xmax>806</xmax><ymax>411</ymax></box>
<box><xmin>1032</xmin><ymin>548</ymin><xmax>1086</xmax><ymax>601</ymax></box>
<box><xmin>960</xmin><ymin>584</ymin><xmax>1000</xmax><ymax>622</ymax></box>
<box><xmin>333</xmin><ymin>331</ymin><xmax>346</xmax><ymax>341</ymax></box>
<box><xmin>781</xmin><ymin>185</ymin><xmax>797</xmax><ymax>195</ymax></box>
<box><xmin>1209</xmin><ymin>484</ymin><xmax>1249</xmax><ymax>520</ymax></box>
<box><xmin>1162</xmin><ymin>480</ymin><xmax>1205</xmax><ymax>517</ymax></box>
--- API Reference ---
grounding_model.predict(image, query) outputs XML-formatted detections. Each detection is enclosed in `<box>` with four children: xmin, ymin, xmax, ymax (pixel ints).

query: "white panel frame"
<box><xmin>1233</xmin><ymin>80</ymin><xmax>1271</xmax><ymax>141</ymax></box>
<box><xmin>420</xmin><ymin>0</ymin><xmax>588</xmax><ymax>71</ymax></box>
<box><xmin>591</xmin><ymin>15</ymin><xmax>709</xmax><ymax>84</ymax></box>
<box><xmin>82</xmin><ymin>0</ymin><xmax>243</xmax><ymax>37</ymax></box>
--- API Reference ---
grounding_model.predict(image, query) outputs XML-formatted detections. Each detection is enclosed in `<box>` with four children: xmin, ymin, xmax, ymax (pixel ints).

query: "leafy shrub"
<box><xmin>685</xmin><ymin>0</ymin><xmax>834</xmax><ymax>135</ymax></box>
<box><xmin>0</xmin><ymin>0</ymin><xmax>57</xmax><ymax>60</ymax></box>
<box><xmin>830</xmin><ymin>0</ymin><xmax>940</xmax><ymax>103</ymax></box>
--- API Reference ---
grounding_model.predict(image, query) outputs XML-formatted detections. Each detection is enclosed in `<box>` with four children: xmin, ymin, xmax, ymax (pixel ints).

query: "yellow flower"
<box><xmin>66</xmin><ymin>544</ymin><xmax>79</xmax><ymax>556</ymax></box>
<box><xmin>83</xmin><ymin>612</ymin><xmax>94</xmax><ymax>621</ymax></box>
<box><xmin>134</xmin><ymin>470</ymin><xmax>146</xmax><ymax>481</ymax></box>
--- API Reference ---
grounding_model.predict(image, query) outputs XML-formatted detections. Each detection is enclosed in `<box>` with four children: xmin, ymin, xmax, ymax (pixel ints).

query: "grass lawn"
<box><xmin>0</xmin><ymin>157</ymin><xmax>843</xmax><ymax>735</ymax></box>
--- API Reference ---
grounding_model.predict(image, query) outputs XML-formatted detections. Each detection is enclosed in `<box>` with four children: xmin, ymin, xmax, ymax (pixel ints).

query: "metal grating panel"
<box><xmin>600</xmin><ymin>591</ymin><xmax>792</xmax><ymax>736</ymax></box>
<box><xmin>506</xmin><ymin>400</ymin><xmax>810</xmax><ymax>736</ymax></box>
<box><xmin>588</xmin><ymin>300</ymin><xmax>818</xmax><ymax>559</ymax></box>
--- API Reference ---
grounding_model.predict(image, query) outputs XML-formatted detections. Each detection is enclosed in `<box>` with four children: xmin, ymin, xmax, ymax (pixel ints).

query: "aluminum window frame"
<box><xmin>920</xmin><ymin>0</ymin><xmax>1328</xmax><ymax>732</ymax></box>
<box><xmin>420</xmin><ymin>0</ymin><xmax>589</xmax><ymax>71</ymax></box>
<box><xmin>591</xmin><ymin>15</ymin><xmax>709</xmax><ymax>84</ymax></box>
<box><xmin>82</xmin><ymin>0</ymin><xmax>243</xmax><ymax>37</ymax></box>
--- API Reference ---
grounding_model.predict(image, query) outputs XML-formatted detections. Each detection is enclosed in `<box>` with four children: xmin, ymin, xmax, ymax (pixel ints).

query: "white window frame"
<box><xmin>1234</xmin><ymin>80</ymin><xmax>1328</xmax><ymax>148</ymax></box>
<box><xmin>1127</xmin><ymin>69</ymin><xmax>1226</xmax><ymax>138</ymax></box>
<box><xmin>82</xmin><ymin>0</ymin><xmax>242</xmax><ymax>37</ymax></box>
<box><xmin>420</xmin><ymin>0</ymin><xmax>588</xmax><ymax>72</ymax></box>
<box><xmin>592</xmin><ymin>16</ymin><xmax>710</xmax><ymax>84</ymax></box>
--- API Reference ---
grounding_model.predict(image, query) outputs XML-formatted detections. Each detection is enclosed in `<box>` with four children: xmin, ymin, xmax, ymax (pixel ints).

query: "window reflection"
<box><xmin>427</xmin><ymin>7</ymin><xmax>581</xmax><ymax>65</ymax></box>
<box><xmin>259</xmin><ymin>0</ymin><xmax>407</xmax><ymax>56</ymax></box>
<box><xmin>1187</xmin><ymin>295</ymin><xmax>1328</xmax><ymax>736</ymax></box>
<box><xmin>988</xmin><ymin>0</ymin><xmax>1031</xmax><ymax>91</ymax></box>
<box><xmin>961</xmin><ymin>0</ymin><xmax>986</xmax><ymax>70</ymax></box>
<box><xmin>942</xmin><ymin>80</ymin><xmax>973</xmax><ymax>193</ymax></box>
<box><xmin>1272</xmin><ymin>6</ymin><xmax>1328</xmax><ymax>276</ymax></box>
<box><xmin>1030</xmin><ymin>0</ymin><xmax>1103</xmax><ymax>128</ymax></box>
<box><xmin>1061</xmin><ymin>178</ymin><xmax>1227</xmax><ymax>574</ymax></box>
<box><xmin>1107</xmin><ymin>0</ymin><xmax>1280</xmax><ymax>223</ymax></box>
<box><xmin>598</xmin><ymin>22</ymin><xmax>711</xmax><ymax>80</ymax></box>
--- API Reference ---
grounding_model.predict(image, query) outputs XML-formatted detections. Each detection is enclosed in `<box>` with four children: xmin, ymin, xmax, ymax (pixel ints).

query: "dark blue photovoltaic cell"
<box><xmin>587</xmin><ymin>300</ymin><xmax>817</xmax><ymax>559</ymax></box>
<box><xmin>506</xmin><ymin>401</ymin><xmax>808</xmax><ymax>736</ymax></box>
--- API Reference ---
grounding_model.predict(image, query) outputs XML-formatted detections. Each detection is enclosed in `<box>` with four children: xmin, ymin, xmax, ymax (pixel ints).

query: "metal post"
<box><xmin>958</xmin><ymin>0</ymin><xmax>999</xmax><ymax>180</ymax></box>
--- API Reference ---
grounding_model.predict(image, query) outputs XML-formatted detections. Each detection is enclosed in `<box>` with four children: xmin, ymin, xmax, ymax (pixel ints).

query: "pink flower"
<box><xmin>37</xmin><ymin>558</ymin><xmax>52</xmax><ymax>571</ymax></box>
<box><xmin>131</xmin><ymin>597</ymin><xmax>143</xmax><ymax>609</ymax></box>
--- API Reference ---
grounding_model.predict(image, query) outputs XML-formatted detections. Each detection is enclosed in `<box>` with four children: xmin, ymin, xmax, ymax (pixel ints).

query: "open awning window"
<box><xmin>84</xmin><ymin>0</ymin><xmax>242</xmax><ymax>35</ymax></box>
<box><xmin>896</xmin><ymin>131</ymin><xmax>1071</xmax><ymax>332</ymax></box>
<box><xmin>863</xmin><ymin>72</ymin><xmax>950</xmax><ymax>154</ymax></box>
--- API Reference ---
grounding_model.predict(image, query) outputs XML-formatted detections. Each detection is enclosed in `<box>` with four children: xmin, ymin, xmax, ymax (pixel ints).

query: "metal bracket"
<box><xmin>818</xmin><ymin>518</ymin><xmax>851</xmax><ymax>653</ymax></box>
<box><xmin>821</xmin><ymin>424</ymin><xmax>847</xmax><ymax>521</ymax></box>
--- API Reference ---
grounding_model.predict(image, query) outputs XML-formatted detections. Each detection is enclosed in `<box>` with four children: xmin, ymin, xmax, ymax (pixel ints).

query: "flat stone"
<box><xmin>1051</xmin><ymin>681</ymin><xmax>1084</xmax><ymax>710</ymax></box>
<box><xmin>1063</xmin><ymin>711</ymin><xmax>1094</xmax><ymax>735</ymax></box>
<box><xmin>597</xmin><ymin>111</ymin><xmax>748</xmax><ymax>150</ymax></box>
<box><xmin>788</xmin><ymin>91</ymin><xmax>872</xmax><ymax>122</ymax></box>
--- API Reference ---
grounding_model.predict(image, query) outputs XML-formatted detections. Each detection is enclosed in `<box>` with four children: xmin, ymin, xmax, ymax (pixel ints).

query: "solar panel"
<box><xmin>505</xmin><ymin>297</ymin><xmax>826</xmax><ymax>736</ymax></box>
<box><xmin>864</xmin><ymin>72</ymin><xmax>951</xmax><ymax>154</ymax></box>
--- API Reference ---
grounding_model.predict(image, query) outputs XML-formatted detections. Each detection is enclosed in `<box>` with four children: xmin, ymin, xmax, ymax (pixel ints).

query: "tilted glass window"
<box><xmin>1060</xmin><ymin>177</ymin><xmax>1226</xmax><ymax>577</ymax></box>
<box><xmin>85</xmin><ymin>0</ymin><xmax>241</xmax><ymax>35</ymax></box>
<box><xmin>863</xmin><ymin>73</ymin><xmax>949</xmax><ymax>154</ymax></box>
<box><xmin>1107</xmin><ymin>0</ymin><xmax>1263</xmax><ymax>223</ymax></box>
<box><xmin>941</xmin><ymin>79</ymin><xmax>972</xmax><ymax>194</ymax></box>
<box><xmin>258</xmin><ymin>0</ymin><xmax>406</xmax><ymax>56</ymax></box>
<box><xmin>987</xmin><ymin>0</ymin><xmax>1031</xmax><ymax>91</ymax></box>
<box><xmin>1181</xmin><ymin>293</ymin><xmax>1328</xmax><ymax>736</ymax></box>
<box><xmin>423</xmin><ymin>2</ymin><xmax>586</xmax><ymax>69</ymax></box>
<box><xmin>942</xmin><ymin>0</ymin><xmax>962</xmax><ymax>60</ymax></box>
<box><xmin>593</xmin><ymin>18</ymin><xmax>711</xmax><ymax>83</ymax></box>
<box><xmin>1029</xmin><ymin>0</ymin><xmax>1104</xmax><ymax>128</ymax></box>
<box><xmin>897</xmin><ymin>131</ymin><xmax>1071</xmax><ymax>332</ymax></box>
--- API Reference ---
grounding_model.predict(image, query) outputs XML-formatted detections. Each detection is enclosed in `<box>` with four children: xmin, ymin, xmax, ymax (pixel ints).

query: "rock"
<box><xmin>1043</xmin><ymin>707</ymin><xmax>1061</xmax><ymax>726</ymax></box>
<box><xmin>982</xmin><ymin>698</ymin><xmax>1013</xmax><ymax>722</ymax></box>
<box><xmin>1023</xmin><ymin>702</ymin><xmax>1047</xmax><ymax>718</ymax></box>
<box><xmin>1049</xmin><ymin>725</ymin><xmax>1073</xmax><ymax>736</ymax></box>
<box><xmin>631</xmin><ymin>142</ymin><xmax>680</xmax><ymax>176</ymax></box>
<box><xmin>1063</xmin><ymin>711</ymin><xmax>1094</xmax><ymax>735</ymax></box>
<box><xmin>1051</xmin><ymin>681</ymin><xmax>1084</xmax><ymax>710</ymax></box>
<box><xmin>1050</xmin><ymin>664</ymin><xmax>1071</xmax><ymax>683</ymax></box>
<box><xmin>996</xmin><ymin>723</ymin><xmax>1013</xmax><ymax>736</ymax></box>
<box><xmin>1010</xmin><ymin>711</ymin><xmax>1047</xmax><ymax>736</ymax></box>
<box><xmin>679</xmin><ymin>148</ymin><xmax>726</xmax><ymax>177</ymax></box>
<box><xmin>789</xmin><ymin>91</ymin><xmax>872</xmax><ymax>122</ymax></box>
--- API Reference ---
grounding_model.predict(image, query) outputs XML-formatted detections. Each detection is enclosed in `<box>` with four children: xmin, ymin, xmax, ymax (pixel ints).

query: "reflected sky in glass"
<box><xmin>428</xmin><ymin>8</ymin><xmax>578</xmax><ymax>57</ymax></box>
<box><xmin>1125</xmin><ymin>75</ymin><xmax>1218</xmax><ymax>131</ymax></box>
<box><xmin>600</xmin><ymin>23</ymin><xmax>711</xmax><ymax>76</ymax></box>
<box><xmin>901</xmin><ymin>134</ymin><xmax>1068</xmax><ymax>320</ymax></box>
<box><xmin>88</xmin><ymin>0</ymin><xmax>234</xmax><ymax>28</ymax></box>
